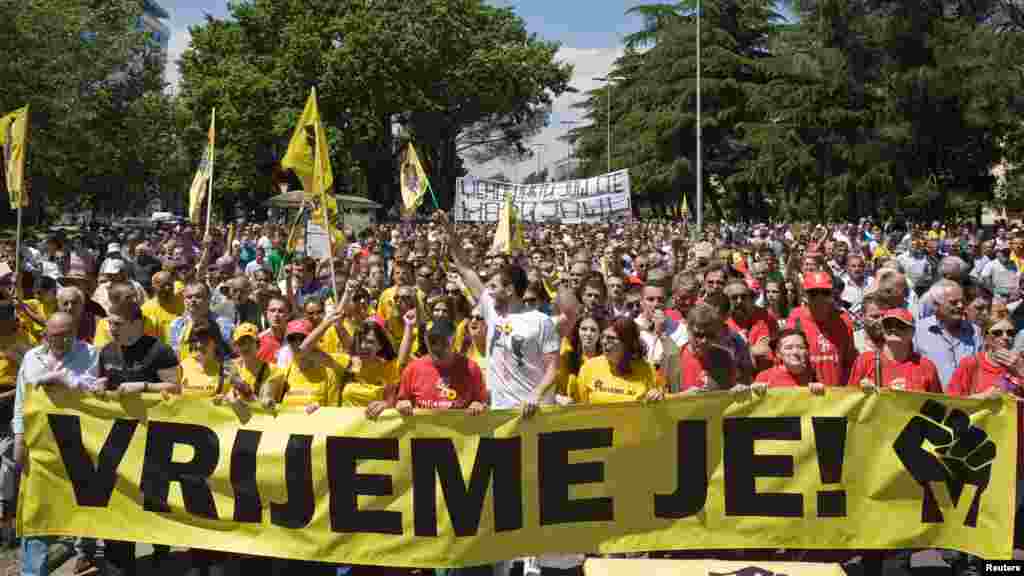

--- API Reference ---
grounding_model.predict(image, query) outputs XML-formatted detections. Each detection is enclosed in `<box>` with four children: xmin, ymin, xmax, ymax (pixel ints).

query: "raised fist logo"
<box><xmin>893</xmin><ymin>399</ymin><xmax>996</xmax><ymax>527</ymax></box>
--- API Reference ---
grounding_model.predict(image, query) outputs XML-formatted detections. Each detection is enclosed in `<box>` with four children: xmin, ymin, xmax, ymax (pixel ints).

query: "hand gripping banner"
<box><xmin>19</xmin><ymin>387</ymin><xmax>1016</xmax><ymax>567</ymax></box>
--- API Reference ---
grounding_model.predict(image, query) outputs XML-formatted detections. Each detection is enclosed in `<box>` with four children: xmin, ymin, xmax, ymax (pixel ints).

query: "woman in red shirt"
<box><xmin>848</xmin><ymin>308</ymin><xmax>942</xmax><ymax>393</ymax></box>
<box><xmin>752</xmin><ymin>328</ymin><xmax>825</xmax><ymax>395</ymax></box>
<box><xmin>946</xmin><ymin>316</ymin><xmax>1024</xmax><ymax>566</ymax></box>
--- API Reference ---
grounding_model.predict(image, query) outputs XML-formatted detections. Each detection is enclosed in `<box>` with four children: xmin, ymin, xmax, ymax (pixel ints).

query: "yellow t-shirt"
<box><xmin>19</xmin><ymin>298</ymin><xmax>56</xmax><ymax>344</ymax></box>
<box><xmin>142</xmin><ymin>296</ymin><xmax>185</xmax><ymax>346</ymax></box>
<box><xmin>340</xmin><ymin>356</ymin><xmax>400</xmax><ymax>407</ymax></box>
<box><xmin>229</xmin><ymin>358</ymin><xmax>285</xmax><ymax>399</ymax></box>
<box><xmin>377</xmin><ymin>286</ymin><xmax>425</xmax><ymax>343</ymax></box>
<box><xmin>179</xmin><ymin>356</ymin><xmax>222</xmax><ymax>398</ymax></box>
<box><xmin>279</xmin><ymin>352</ymin><xmax>344</xmax><ymax>407</ymax></box>
<box><xmin>174</xmin><ymin>280</ymin><xmax>185</xmax><ymax>295</ymax></box>
<box><xmin>577</xmin><ymin>356</ymin><xmax>659</xmax><ymax>405</ymax></box>
<box><xmin>0</xmin><ymin>331</ymin><xmax>33</xmax><ymax>388</ymax></box>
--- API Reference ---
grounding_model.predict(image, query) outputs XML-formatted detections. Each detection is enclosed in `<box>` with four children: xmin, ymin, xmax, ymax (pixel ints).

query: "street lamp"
<box><xmin>696</xmin><ymin>0</ymin><xmax>703</xmax><ymax>233</ymax></box>
<box><xmin>594</xmin><ymin>76</ymin><xmax>624</xmax><ymax>173</ymax></box>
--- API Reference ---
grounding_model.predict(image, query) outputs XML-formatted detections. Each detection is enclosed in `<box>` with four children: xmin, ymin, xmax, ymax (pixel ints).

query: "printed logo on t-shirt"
<box><xmin>435</xmin><ymin>377</ymin><xmax>458</xmax><ymax>401</ymax></box>
<box><xmin>490</xmin><ymin>322</ymin><xmax>527</xmax><ymax>366</ymax></box>
<box><xmin>592</xmin><ymin>378</ymin><xmax>631</xmax><ymax>396</ymax></box>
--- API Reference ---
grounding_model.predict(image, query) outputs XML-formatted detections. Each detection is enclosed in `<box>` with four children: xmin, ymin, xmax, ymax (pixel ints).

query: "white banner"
<box><xmin>455</xmin><ymin>169</ymin><xmax>632</xmax><ymax>223</ymax></box>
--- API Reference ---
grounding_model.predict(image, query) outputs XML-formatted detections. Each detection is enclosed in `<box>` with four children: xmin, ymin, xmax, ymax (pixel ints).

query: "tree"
<box><xmin>179</xmin><ymin>0</ymin><xmax>572</xmax><ymax>219</ymax></box>
<box><xmin>0</xmin><ymin>0</ymin><xmax>173</xmax><ymax>224</ymax></box>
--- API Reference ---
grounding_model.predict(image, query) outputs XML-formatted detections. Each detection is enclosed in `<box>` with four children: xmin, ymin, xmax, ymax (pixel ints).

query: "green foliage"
<box><xmin>571</xmin><ymin>0</ymin><xmax>1024</xmax><ymax>222</ymax></box>
<box><xmin>0</xmin><ymin>0</ymin><xmax>183</xmax><ymax>223</ymax></box>
<box><xmin>179</xmin><ymin>0</ymin><xmax>572</xmax><ymax>218</ymax></box>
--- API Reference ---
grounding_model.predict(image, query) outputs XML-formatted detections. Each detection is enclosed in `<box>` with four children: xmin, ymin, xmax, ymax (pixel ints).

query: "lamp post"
<box><xmin>560</xmin><ymin>120</ymin><xmax>579</xmax><ymax>179</ymax></box>
<box><xmin>593</xmin><ymin>76</ymin><xmax>619</xmax><ymax>173</ymax></box>
<box><xmin>696</xmin><ymin>0</ymin><xmax>703</xmax><ymax>233</ymax></box>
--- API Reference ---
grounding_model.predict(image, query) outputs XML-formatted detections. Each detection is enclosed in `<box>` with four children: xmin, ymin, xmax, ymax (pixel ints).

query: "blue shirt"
<box><xmin>168</xmin><ymin>313</ymin><xmax>236</xmax><ymax>360</ymax></box>
<box><xmin>913</xmin><ymin>316</ymin><xmax>982</xmax><ymax>391</ymax></box>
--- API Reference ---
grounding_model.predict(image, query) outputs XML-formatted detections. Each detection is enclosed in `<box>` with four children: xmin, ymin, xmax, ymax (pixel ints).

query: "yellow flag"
<box><xmin>281</xmin><ymin>88</ymin><xmax>343</xmax><ymax>250</ymax></box>
<box><xmin>0</xmin><ymin>106</ymin><xmax>29</xmax><ymax>209</ymax></box>
<box><xmin>491</xmin><ymin>193</ymin><xmax>524</xmax><ymax>255</ymax></box>
<box><xmin>401</xmin><ymin>143</ymin><xmax>429</xmax><ymax>213</ymax></box>
<box><xmin>189</xmin><ymin>109</ymin><xmax>215</xmax><ymax>224</ymax></box>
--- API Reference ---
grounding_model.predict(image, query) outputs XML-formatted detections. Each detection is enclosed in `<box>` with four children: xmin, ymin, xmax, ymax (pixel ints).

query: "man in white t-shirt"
<box><xmin>442</xmin><ymin>213</ymin><xmax>566</xmax><ymax>416</ymax></box>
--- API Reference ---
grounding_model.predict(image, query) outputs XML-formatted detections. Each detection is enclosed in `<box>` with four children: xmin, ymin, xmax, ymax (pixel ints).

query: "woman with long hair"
<box><xmin>555</xmin><ymin>314</ymin><xmax>605</xmax><ymax>403</ymax></box>
<box><xmin>575</xmin><ymin>316</ymin><xmax>663</xmax><ymax>404</ymax></box>
<box><xmin>460</xmin><ymin>305</ymin><xmax>489</xmax><ymax>377</ymax></box>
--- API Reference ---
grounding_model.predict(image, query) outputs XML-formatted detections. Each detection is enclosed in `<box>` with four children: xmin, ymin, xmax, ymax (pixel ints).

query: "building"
<box><xmin>552</xmin><ymin>156</ymin><xmax>581</xmax><ymax>181</ymax></box>
<box><xmin>139</xmin><ymin>0</ymin><xmax>170</xmax><ymax>57</ymax></box>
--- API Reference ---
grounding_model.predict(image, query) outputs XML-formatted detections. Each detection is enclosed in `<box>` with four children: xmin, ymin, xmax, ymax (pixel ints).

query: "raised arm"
<box><xmin>437</xmin><ymin>212</ymin><xmax>485</xmax><ymax>300</ymax></box>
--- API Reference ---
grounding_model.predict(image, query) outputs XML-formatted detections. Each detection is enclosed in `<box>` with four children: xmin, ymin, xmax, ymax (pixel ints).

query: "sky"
<box><xmin>158</xmin><ymin>1</ymin><xmax>779</xmax><ymax>180</ymax></box>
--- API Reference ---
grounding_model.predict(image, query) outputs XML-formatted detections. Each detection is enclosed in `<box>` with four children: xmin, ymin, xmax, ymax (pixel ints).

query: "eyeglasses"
<box><xmin>523</xmin><ymin>297</ymin><xmax>538</xmax><ymax>305</ymax></box>
<box><xmin>470</xmin><ymin>315</ymin><xmax>484</xmax><ymax>321</ymax></box>
<box><xmin>806</xmin><ymin>290</ymin><xmax>832</xmax><ymax>298</ymax></box>
<box><xmin>989</xmin><ymin>329</ymin><xmax>1017</xmax><ymax>338</ymax></box>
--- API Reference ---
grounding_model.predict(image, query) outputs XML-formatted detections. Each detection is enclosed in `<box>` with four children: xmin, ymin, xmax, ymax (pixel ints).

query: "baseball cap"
<box><xmin>232</xmin><ymin>323</ymin><xmax>259</xmax><ymax>342</ymax></box>
<box><xmin>802</xmin><ymin>271</ymin><xmax>833</xmax><ymax>291</ymax></box>
<box><xmin>427</xmin><ymin>318</ymin><xmax>456</xmax><ymax>340</ymax></box>
<box><xmin>286</xmin><ymin>319</ymin><xmax>312</xmax><ymax>338</ymax></box>
<box><xmin>881</xmin><ymin>308</ymin><xmax>914</xmax><ymax>327</ymax></box>
<box><xmin>107</xmin><ymin>243</ymin><xmax>121</xmax><ymax>254</ymax></box>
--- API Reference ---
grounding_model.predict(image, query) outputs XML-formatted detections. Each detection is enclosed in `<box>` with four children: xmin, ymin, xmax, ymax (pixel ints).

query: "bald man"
<box><xmin>14</xmin><ymin>311</ymin><xmax>103</xmax><ymax>576</ymax></box>
<box><xmin>142</xmin><ymin>271</ymin><xmax>184</xmax><ymax>346</ymax></box>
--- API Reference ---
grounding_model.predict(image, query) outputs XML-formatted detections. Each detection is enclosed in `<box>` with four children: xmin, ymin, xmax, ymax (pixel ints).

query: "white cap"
<box><xmin>100</xmin><ymin>259</ymin><xmax>125</xmax><ymax>275</ymax></box>
<box><xmin>107</xmin><ymin>243</ymin><xmax>121</xmax><ymax>254</ymax></box>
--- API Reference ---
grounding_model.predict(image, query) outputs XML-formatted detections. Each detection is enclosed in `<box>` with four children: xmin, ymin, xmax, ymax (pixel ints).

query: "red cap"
<box><xmin>802</xmin><ymin>271</ymin><xmax>833</xmax><ymax>291</ymax></box>
<box><xmin>365</xmin><ymin>315</ymin><xmax>387</xmax><ymax>332</ymax></box>
<box><xmin>881</xmin><ymin>308</ymin><xmax>914</xmax><ymax>326</ymax></box>
<box><xmin>627</xmin><ymin>276</ymin><xmax>644</xmax><ymax>286</ymax></box>
<box><xmin>285</xmin><ymin>319</ymin><xmax>312</xmax><ymax>337</ymax></box>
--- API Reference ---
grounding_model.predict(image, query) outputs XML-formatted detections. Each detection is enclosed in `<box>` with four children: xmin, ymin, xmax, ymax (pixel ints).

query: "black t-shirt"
<box><xmin>99</xmin><ymin>335</ymin><xmax>179</xmax><ymax>389</ymax></box>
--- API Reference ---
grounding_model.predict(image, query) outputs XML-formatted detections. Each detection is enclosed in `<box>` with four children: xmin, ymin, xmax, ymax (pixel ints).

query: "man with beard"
<box><xmin>785</xmin><ymin>272</ymin><xmax>856</xmax><ymax>387</ymax></box>
<box><xmin>724</xmin><ymin>279</ymin><xmax>778</xmax><ymax>372</ymax></box>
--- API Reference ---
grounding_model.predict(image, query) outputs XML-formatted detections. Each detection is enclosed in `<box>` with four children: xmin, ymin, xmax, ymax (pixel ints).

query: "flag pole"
<box><xmin>205</xmin><ymin>108</ymin><xmax>215</xmax><ymax>240</ymax></box>
<box><xmin>317</xmin><ymin>123</ymin><xmax>340</xmax><ymax>301</ymax></box>
<box><xmin>425</xmin><ymin>179</ymin><xmax>440</xmax><ymax>211</ymax></box>
<box><xmin>14</xmin><ymin>203</ymin><xmax>22</xmax><ymax>299</ymax></box>
<box><xmin>279</xmin><ymin>197</ymin><xmax>308</xmax><ymax>282</ymax></box>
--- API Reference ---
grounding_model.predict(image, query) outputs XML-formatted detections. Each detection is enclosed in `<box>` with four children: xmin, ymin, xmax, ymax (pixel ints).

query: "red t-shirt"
<box><xmin>397</xmin><ymin>355</ymin><xmax>488</xmax><ymax>410</ymax></box>
<box><xmin>678</xmin><ymin>345</ymin><xmax>736</xmax><ymax>392</ymax></box>
<box><xmin>847</xmin><ymin>351</ymin><xmax>942</xmax><ymax>393</ymax></box>
<box><xmin>754</xmin><ymin>365</ymin><xmax>813</xmax><ymax>388</ymax></box>
<box><xmin>947</xmin><ymin>353</ymin><xmax>1024</xmax><ymax>478</ymax></box>
<box><xmin>257</xmin><ymin>331</ymin><xmax>284</xmax><ymax>364</ymax></box>
<box><xmin>727</xmin><ymin>308</ymin><xmax>779</xmax><ymax>371</ymax></box>
<box><xmin>665</xmin><ymin>309</ymin><xmax>683</xmax><ymax>323</ymax></box>
<box><xmin>785</xmin><ymin>306</ymin><xmax>856</xmax><ymax>388</ymax></box>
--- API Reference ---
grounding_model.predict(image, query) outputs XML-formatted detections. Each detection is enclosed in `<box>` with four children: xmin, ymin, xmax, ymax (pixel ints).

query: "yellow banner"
<box><xmin>19</xmin><ymin>388</ymin><xmax>1016</xmax><ymax>567</ymax></box>
<box><xmin>401</xmin><ymin>142</ymin><xmax>429</xmax><ymax>213</ymax></box>
<box><xmin>1</xmin><ymin>105</ymin><xmax>29</xmax><ymax>209</ymax></box>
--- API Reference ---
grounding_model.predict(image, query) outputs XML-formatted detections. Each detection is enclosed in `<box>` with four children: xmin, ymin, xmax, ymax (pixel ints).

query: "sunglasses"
<box><xmin>523</xmin><ymin>297</ymin><xmax>538</xmax><ymax>305</ymax></box>
<box><xmin>882</xmin><ymin>322</ymin><xmax>912</xmax><ymax>335</ymax></box>
<box><xmin>806</xmin><ymin>290</ymin><xmax>832</xmax><ymax>298</ymax></box>
<box><xmin>470</xmin><ymin>315</ymin><xmax>484</xmax><ymax>321</ymax></box>
<box><xmin>989</xmin><ymin>329</ymin><xmax>1017</xmax><ymax>338</ymax></box>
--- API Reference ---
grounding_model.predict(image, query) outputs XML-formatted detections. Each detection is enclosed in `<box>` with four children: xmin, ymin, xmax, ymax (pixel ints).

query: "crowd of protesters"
<box><xmin>0</xmin><ymin>213</ymin><xmax>1022</xmax><ymax>576</ymax></box>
